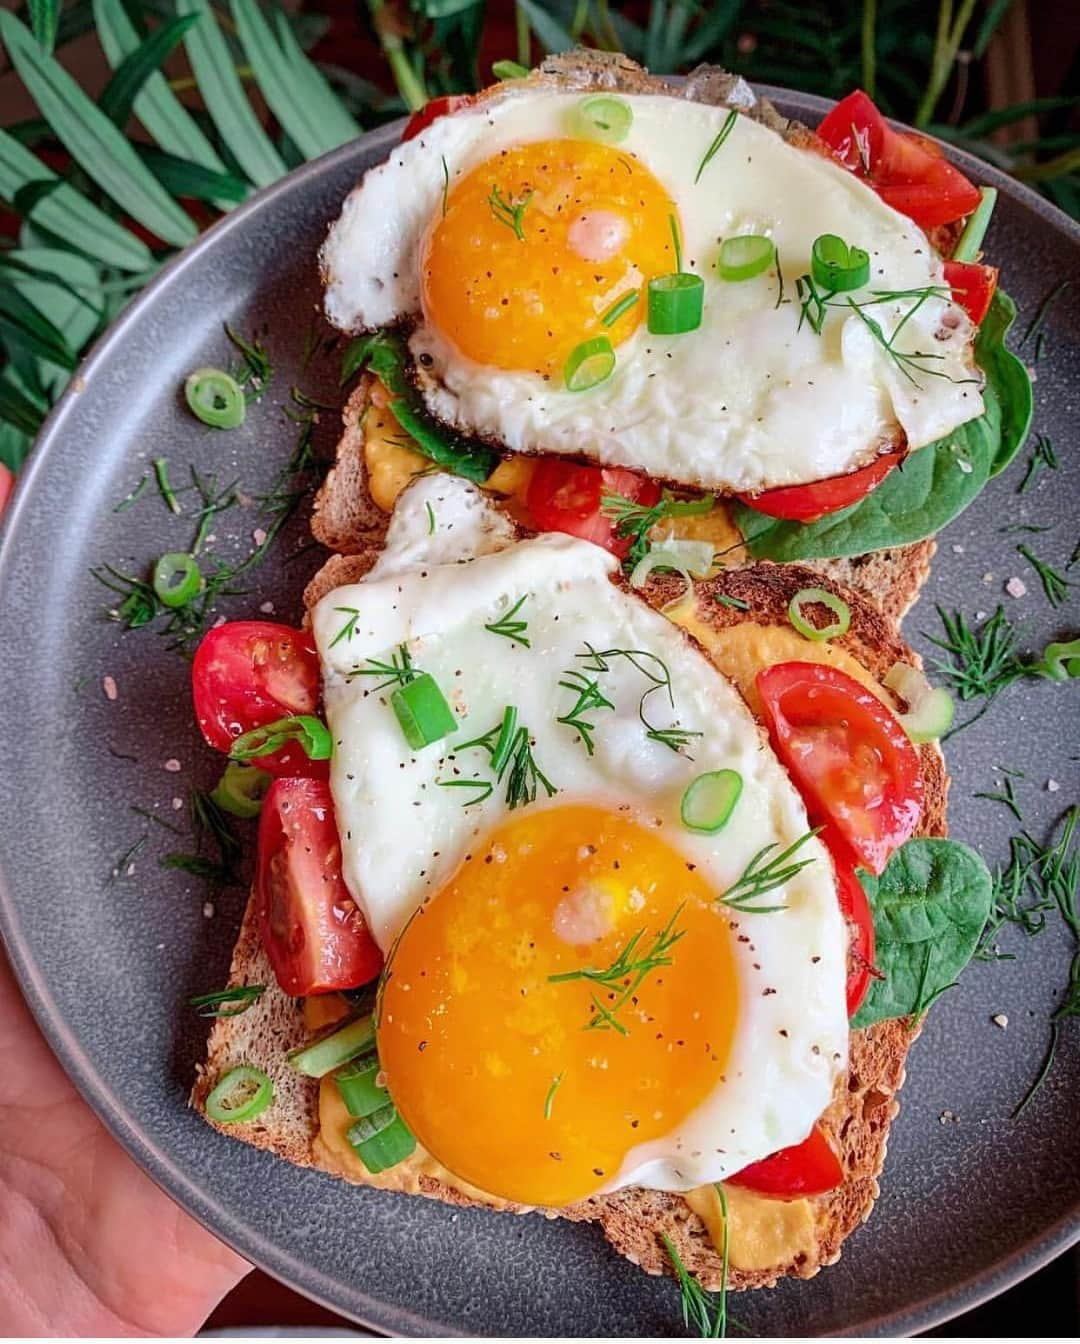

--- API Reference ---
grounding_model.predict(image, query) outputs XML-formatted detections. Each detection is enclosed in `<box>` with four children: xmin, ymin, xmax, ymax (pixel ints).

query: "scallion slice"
<box><xmin>335</xmin><ymin>1051</ymin><xmax>387</xmax><ymax>1118</ymax></box>
<box><xmin>229</xmin><ymin>714</ymin><xmax>332</xmax><ymax>763</ymax></box>
<box><xmin>391</xmin><ymin>673</ymin><xmax>457</xmax><ymax>750</ymax></box>
<box><xmin>210</xmin><ymin>760</ymin><xmax>272</xmax><ymax>819</ymax></box>
<box><xmin>1033</xmin><ymin>637</ymin><xmax>1080</xmax><ymax>682</ymax></box>
<box><xmin>681</xmin><ymin>769</ymin><xmax>743</xmax><ymax>834</ymax></box>
<box><xmin>152</xmin><ymin>552</ymin><xmax>202</xmax><ymax>608</ymax></box>
<box><xmin>491</xmin><ymin>59</ymin><xmax>529</xmax><ymax>80</ymax></box>
<box><xmin>647</xmin><ymin>273</ymin><xmax>704</xmax><ymax>335</ymax></box>
<box><xmin>788</xmin><ymin>587</ymin><xmax>851</xmax><ymax>642</ymax></box>
<box><xmin>952</xmin><ymin>187</ymin><xmax>998</xmax><ymax>263</ymax></box>
<box><xmin>884</xmin><ymin>662</ymin><xmax>955</xmax><ymax>743</ymax></box>
<box><xmin>716</xmin><ymin>235</ymin><xmax>775</xmax><ymax>282</ymax></box>
<box><xmin>205</xmin><ymin>1065</ymin><xmax>273</xmax><ymax>1124</ymax></box>
<box><xmin>184</xmin><ymin>367</ymin><xmax>246</xmax><ymax>429</ymax></box>
<box><xmin>570</xmin><ymin>95</ymin><xmax>632</xmax><ymax>144</ymax></box>
<box><xmin>629</xmin><ymin>541</ymin><xmax>714</xmax><ymax>618</ymax></box>
<box><xmin>347</xmin><ymin>1104</ymin><xmax>417</xmax><ymax>1174</ymax></box>
<box><xmin>599</xmin><ymin>289</ymin><xmax>640</xmax><ymax>328</ymax></box>
<box><xmin>564</xmin><ymin>336</ymin><xmax>616</xmax><ymax>392</ymax></box>
<box><xmin>288</xmin><ymin>1014</ymin><xmax>375</xmax><ymax>1078</ymax></box>
<box><xmin>810</xmin><ymin>234</ymin><xmax>870</xmax><ymax>293</ymax></box>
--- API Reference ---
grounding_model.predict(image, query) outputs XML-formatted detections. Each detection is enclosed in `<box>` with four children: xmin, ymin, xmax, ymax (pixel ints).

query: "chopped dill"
<box><xmin>694</xmin><ymin>109</ymin><xmax>738</xmax><ymax>184</ymax></box>
<box><xmin>487</xmin><ymin>184</ymin><xmax>533</xmax><ymax>240</ymax></box>
<box><xmin>1016</xmin><ymin>543</ymin><xmax>1072</xmax><ymax>609</ymax></box>
<box><xmin>720</xmin><ymin>830</ymin><xmax>820</xmax><ymax>913</ymax></box>
<box><xmin>1017</xmin><ymin>433</ymin><xmax>1057</xmax><ymax>494</ymax></box>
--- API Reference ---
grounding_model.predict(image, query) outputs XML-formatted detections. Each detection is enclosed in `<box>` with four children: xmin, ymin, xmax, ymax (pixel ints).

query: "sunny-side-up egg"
<box><xmin>321</xmin><ymin>87</ymin><xmax>984</xmax><ymax>494</ymax></box>
<box><xmin>310</xmin><ymin>475</ymin><xmax>849</xmax><ymax>1208</ymax></box>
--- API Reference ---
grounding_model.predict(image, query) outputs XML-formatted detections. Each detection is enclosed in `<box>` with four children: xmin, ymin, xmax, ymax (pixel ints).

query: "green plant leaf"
<box><xmin>0</xmin><ymin>281</ymin><xmax>79</xmax><ymax>371</ymax></box>
<box><xmin>514</xmin><ymin>0</ymin><xmax>575</xmax><ymax>53</ymax></box>
<box><xmin>0</xmin><ymin>9</ymin><xmax>197</xmax><ymax>248</ymax></box>
<box><xmin>177</xmin><ymin>0</ymin><xmax>286</xmax><ymax>190</ymax></box>
<box><xmin>971</xmin><ymin>0</ymin><xmax>1013</xmax><ymax>58</ymax></box>
<box><xmin>0</xmin><ymin>125</ymin><xmax>152</xmax><ymax>272</ymax></box>
<box><xmin>0</xmin><ymin>371</ymin><xmax>47</xmax><ymax>437</ymax></box>
<box><xmin>956</xmin><ymin>95</ymin><xmax>1080</xmax><ymax>140</ymax></box>
<box><xmin>852</xmin><ymin>839</ymin><xmax>993</xmax><ymax>1029</ymax></box>
<box><xmin>135</xmin><ymin>145</ymin><xmax>249</xmax><ymax>204</ymax></box>
<box><xmin>97</xmin><ymin>12</ymin><xmax>200</xmax><ymax>130</ymax></box>
<box><xmin>978</xmin><ymin>289</ymin><xmax>1033</xmax><ymax>475</ymax></box>
<box><xmin>231</xmin><ymin>0</ymin><xmax>360</xmax><ymax>161</ymax></box>
<box><xmin>272</xmin><ymin>9</ymin><xmax>364</xmax><ymax>145</ymax></box>
<box><xmin>93</xmin><ymin>0</ymin><xmax>231</xmax><ymax>187</ymax></box>
<box><xmin>2</xmin><ymin>246</ymin><xmax>102</xmax><ymax>392</ymax></box>
<box><xmin>0</xmin><ymin>421</ymin><xmax>33</xmax><ymax>473</ymax></box>
<box><xmin>27</xmin><ymin>0</ymin><xmax>60</xmax><ymax>52</ymax></box>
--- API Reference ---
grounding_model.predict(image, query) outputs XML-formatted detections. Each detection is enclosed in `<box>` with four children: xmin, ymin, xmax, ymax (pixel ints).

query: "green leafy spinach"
<box><xmin>852</xmin><ymin>838</ymin><xmax>993</xmax><ymax>1030</ymax></box>
<box><xmin>733</xmin><ymin>290</ymin><xmax>1033</xmax><ymax>561</ymax></box>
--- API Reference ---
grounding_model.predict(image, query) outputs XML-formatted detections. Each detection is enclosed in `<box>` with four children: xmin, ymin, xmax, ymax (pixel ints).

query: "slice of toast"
<box><xmin>193</xmin><ymin>558</ymin><xmax>947</xmax><ymax>1292</ymax></box>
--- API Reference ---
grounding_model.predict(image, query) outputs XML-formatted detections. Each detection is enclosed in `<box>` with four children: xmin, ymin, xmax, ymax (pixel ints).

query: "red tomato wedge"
<box><xmin>402</xmin><ymin>94</ymin><xmax>477</xmax><ymax>142</ymax></box>
<box><xmin>192</xmin><ymin>621</ymin><xmax>327</xmax><ymax>778</ymax></box>
<box><xmin>729</xmin><ymin>1124</ymin><xmax>844</xmax><ymax>1199</ymax></box>
<box><xmin>0</xmin><ymin>463</ymin><xmax>13</xmax><ymax>520</ymax></box>
<box><xmin>835</xmin><ymin>859</ymin><xmax>876</xmax><ymax>1017</ymax></box>
<box><xmin>256</xmin><ymin>778</ymin><xmax>382</xmax><ymax>996</ymax></box>
<box><xmin>737</xmin><ymin>450</ymin><xmax>905</xmax><ymax>523</ymax></box>
<box><xmin>756</xmin><ymin>662</ymin><xmax>923</xmax><ymax>876</ymax></box>
<box><xmin>817</xmin><ymin>90</ymin><xmax>981</xmax><ymax>230</ymax></box>
<box><xmin>943</xmin><ymin>259</ymin><xmax>998</xmax><ymax>326</ymax></box>
<box><xmin>525</xmin><ymin>459</ymin><xmax>661</xmax><ymax>558</ymax></box>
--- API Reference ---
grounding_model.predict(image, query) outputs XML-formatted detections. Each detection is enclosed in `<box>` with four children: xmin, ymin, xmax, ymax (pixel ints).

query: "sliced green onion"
<box><xmin>335</xmin><ymin>1051</ymin><xmax>387</xmax><ymax>1118</ymax></box>
<box><xmin>205</xmin><ymin>1065</ymin><xmax>273</xmax><ymax>1124</ymax></box>
<box><xmin>391</xmin><ymin>672</ymin><xmax>457</xmax><ymax>750</ymax></box>
<box><xmin>647</xmin><ymin>273</ymin><xmax>705</xmax><ymax>335</ymax></box>
<box><xmin>492</xmin><ymin>59</ymin><xmax>529</xmax><ymax>80</ymax></box>
<box><xmin>663</xmin><ymin>493</ymin><xmax>716</xmax><ymax>519</ymax></box>
<box><xmin>952</xmin><ymin>187</ymin><xmax>998</xmax><ymax>263</ymax></box>
<box><xmin>570</xmin><ymin>95</ymin><xmax>632</xmax><ymax>144</ymax></box>
<box><xmin>347</xmin><ymin>1104</ymin><xmax>417</xmax><ymax>1174</ymax></box>
<box><xmin>210</xmin><ymin>760</ymin><xmax>272</xmax><ymax>819</ymax></box>
<box><xmin>229</xmin><ymin>714</ymin><xmax>332</xmax><ymax>763</ymax></box>
<box><xmin>152</xmin><ymin>552</ymin><xmax>202</xmax><ymax>608</ymax></box>
<box><xmin>681</xmin><ymin>769</ymin><xmax>743</xmax><ymax>834</ymax></box>
<box><xmin>788</xmin><ymin>587</ymin><xmax>851</xmax><ymax>642</ymax></box>
<box><xmin>1031</xmin><ymin>637</ymin><xmax>1080</xmax><ymax>682</ymax></box>
<box><xmin>717</xmin><ymin>235</ymin><xmax>775</xmax><ymax>282</ymax></box>
<box><xmin>810</xmin><ymin>234</ymin><xmax>870</xmax><ymax>293</ymax></box>
<box><xmin>564</xmin><ymin>336</ymin><xmax>616</xmax><ymax>392</ymax></box>
<box><xmin>884</xmin><ymin>662</ymin><xmax>955</xmax><ymax>743</ymax></box>
<box><xmin>288</xmin><ymin>1015</ymin><xmax>376</xmax><ymax>1079</ymax></box>
<box><xmin>599</xmin><ymin>289</ymin><xmax>640</xmax><ymax>328</ymax></box>
<box><xmin>184</xmin><ymin>367</ymin><xmax>245</xmax><ymax>429</ymax></box>
<box><xmin>630</xmin><ymin>541</ymin><xmax>714</xmax><ymax>618</ymax></box>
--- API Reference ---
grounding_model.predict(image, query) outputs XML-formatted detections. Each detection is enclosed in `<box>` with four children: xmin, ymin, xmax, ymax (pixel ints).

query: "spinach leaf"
<box><xmin>733</xmin><ymin>288</ymin><xmax>1032</xmax><ymax>561</ymax></box>
<box><xmin>851</xmin><ymin>838</ymin><xmax>993</xmax><ymax>1030</ymax></box>
<box><xmin>344</xmin><ymin>330</ymin><xmax>498</xmax><ymax>485</ymax></box>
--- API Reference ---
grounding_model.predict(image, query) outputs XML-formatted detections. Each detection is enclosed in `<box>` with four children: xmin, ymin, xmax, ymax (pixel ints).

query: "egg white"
<box><xmin>311</xmin><ymin>476</ymin><xmax>848</xmax><ymax>1192</ymax></box>
<box><xmin>322</xmin><ymin>88</ymin><xmax>983</xmax><ymax>493</ymax></box>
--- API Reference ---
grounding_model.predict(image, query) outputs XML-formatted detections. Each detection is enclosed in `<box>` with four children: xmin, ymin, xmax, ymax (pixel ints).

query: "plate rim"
<box><xmin>0</xmin><ymin>80</ymin><xmax>1078</xmax><ymax>1337</ymax></box>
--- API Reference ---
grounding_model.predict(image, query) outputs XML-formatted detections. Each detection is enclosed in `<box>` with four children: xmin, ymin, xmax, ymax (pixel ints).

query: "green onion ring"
<box><xmin>390</xmin><ymin>673</ymin><xmax>458</xmax><ymax>750</ymax></box>
<box><xmin>184</xmin><ymin>367</ymin><xmax>246</xmax><ymax>429</ymax></box>
<box><xmin>152</xmin><ymin>552</ymin><xmax>203</xmax><ymax>608</ymax></box>
<box><xmin>229</xmin><ymin>714</ymin><xmax>333</xmax><ymax>762</ymax></box>
<box><xmin>564</xmin><ymin>336</ymin><xmax>616</xmax><ymax>392</ymax></box>
<box><xmin>570</xmin><ymin>95</ymin><xmax>633</xmax><ymax>144</ymax></box>
<box><xmin>647</xmin><ymin>272</ymin><xmax>705</xmax><ymax>335</ymax></box>
<box><xmin>883</xmin><ymin>662</ymin><xmax>955</xmax><ymax>742</ymax></box>
<box><xmin>717</xmin><ymin>235</ymin><xmax>776</xmax><ymax>282</ymax></box>
<box><xmin>788</xmin><ymin>587</ymin><xmax>851</xmax><ymax>642</ymax></box>
<box><xmin>210</xmin><ymin>760</ymin><xmax>272</xmax><ymax>818</ymax></box>
<box><xmin>810</xmin><ymin>234</ymin><xmax>870</xmax><ymax>293</ymax></box>
<box><xmin>681</xmin><ymin>769</ymin><xmax>743</xmax><ymax>834</ymax></box>
<box><xmin>289</xmin><ymin>1014</ymin><xmax>377</xmax><ymax>1078</ymax></box>
<box><xmin>1035</xmin><ymin>638</ymin><xmax>1080</xmax><ymax>682</ymax></box>
<box><xmin>205</xmin><ymin>1065</ymin><xmax>273</xmax><ymax>1124</ymax></box>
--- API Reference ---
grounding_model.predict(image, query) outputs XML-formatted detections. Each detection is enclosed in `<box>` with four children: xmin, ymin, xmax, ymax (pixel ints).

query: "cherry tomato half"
<box><xmin>402</xmin><ymin>94</ymin><xmax>477</xmax><ymax>142</ymax></box>
<box><xmin>255</xmin><ymin>778</ymin><xmax>383</xmax><ymax>996</ymax></box>
<box><xmin>525</xmin><ymin>459</ymin><xmax>661</xmax><ymax>558</ymax></box>
<box><xmin>757</xmin><ymin>662</ymin><xmax>923</xmax><ymax>876</ymax></box>
<box><xmin>192</xmin><ymin>621</ymin><xmax>326</xmax><ymax>778</ymax></box>
<box><xmin>738</xmin><ymin>450</ymin><xmax>905</xmax><ymax>523</ymax></box>
<box><xmin>943</xmin><ymin>259</ymin><xmax>998</xmax><ymax>326</ymax></box>
<box><xmin>835</xmin><ymin>859</ymin><xmax>876</xmax><ymax>1017</ymax></box>
<box><xmin>728</xmin><ymin>1124</ymin><xmax>844</xmax><ymax>1199</ymax></box>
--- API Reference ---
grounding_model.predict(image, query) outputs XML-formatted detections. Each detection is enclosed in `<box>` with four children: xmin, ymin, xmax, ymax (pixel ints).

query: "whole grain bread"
<box><xmin>193</xmin><ymin>558</ymin><xmax>947</xmax><ymax>1292</ymax></box>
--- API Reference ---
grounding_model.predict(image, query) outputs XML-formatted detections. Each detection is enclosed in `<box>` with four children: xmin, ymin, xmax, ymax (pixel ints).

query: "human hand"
<box><xmin>0</xmin><ymin>944</ymin><xmax>251</xmax><ymax>1336</ymax></box>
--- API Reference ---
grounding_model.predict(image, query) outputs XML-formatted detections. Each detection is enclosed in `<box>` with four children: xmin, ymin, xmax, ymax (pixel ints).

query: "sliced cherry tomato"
<box><xmin>835</xmin><ymin>860</ymin><xmax>876</xmax><ymax>1017</ymax></box>
<box><xmin>737</xmin><ymin>450</ymin><xmax>904</xmax><ymax>523</ymax></box>
<box><xmin>525</xmin><ymin>459</ymin><xmax>661</xmax><ymax>558</ymax></box>
<box><xmin>943</xmin><ymin>259</ymin><xmax>998</xmax><ymax>326</ymax></box>
<box><xmin>192</xmin><ymin>621</ymin><xmax>327</xmax><ymax>779</ymax></box>
<box><xmin>0</xmin><ymin>463</ymin><xmax>13</xmax><ymax>520</ymax></box>
<box><xmin>729</xmin><ymin>1124</ymin><xmax>844</xmax><ymax>1199</ymax></box>
<box><xmin>256</xmin><ymin>778</ymin><xmax>382</xmax><ymax>996</ymax></box>
<box><xmin>402</xmin><ymin>94</ymin><xmax>477</xmax><ymax>142</ymax></box>
<box><xmin>757</xmin><ymin>662</ymin><xmax>923</xmax><ymax>876</ymax></box>
<box><xmin>818</xmin><ymin>89</ymin><xmax>982</xmax><ymax>230</ymax></box>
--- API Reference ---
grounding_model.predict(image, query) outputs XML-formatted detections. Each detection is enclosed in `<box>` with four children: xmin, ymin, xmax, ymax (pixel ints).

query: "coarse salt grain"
<box><xmin>1048</xmin><ymin>779</ymin><xmax>1060</xmax><ymax>793</ymax></box>
<box><xmin>164</xmin><ymin>758</ymin><xmax>182</xmax><ymax>772</ymax></box>
<box><xmin>102</xmin><ymin>675</ymin><xmax>118</xmax><ymax>701</ymax></box>
<box><xmin>203</xmin><ymin>901</ymin><xmax>215</xmax><ymax>919</ymax></box>
<box><xmin>259</xmin><ymin>601</ymin><xmax>275</xmax><ymax>614</ymax></box>
<box><xmin>1005</xmin><ymin>576</ymin><xmax>1027</xmax><ymax>598</ymax></box>
<box><xmin>252</xmin><ymin>528</ymin><xmax>268</xmax><ymax>547</ymax></box>
<box><xmin>172</xmin><ymin>796</ymin><xmax>184</xmax><ymax>810</ymax></box>
<box><xmin>991</xmin><ymin>1013</ymin><xmax>1008</xmax><ymax>1030</ymax></box>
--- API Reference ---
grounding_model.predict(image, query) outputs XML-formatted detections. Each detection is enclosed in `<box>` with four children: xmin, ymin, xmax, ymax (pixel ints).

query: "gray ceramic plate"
<box><xmin>0</xmin><ymin>87</ymin><xmax>1078</xmax><ymax>1337</ymax></box>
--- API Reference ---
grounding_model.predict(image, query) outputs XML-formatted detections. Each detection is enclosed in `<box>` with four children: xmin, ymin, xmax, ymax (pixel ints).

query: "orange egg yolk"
<box><xmin>421</xmin><ymin>140</ymin><xmax>680</xmax><ymax>377</ymax></box>
<box><xmin>377</xmin><ymin>804</ymin><xmax>740</xmax><ymax>1207</ymax></box>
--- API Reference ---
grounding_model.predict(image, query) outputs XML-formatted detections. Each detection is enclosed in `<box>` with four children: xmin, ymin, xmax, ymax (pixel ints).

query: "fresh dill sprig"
<box><xmin>662</xmin><ymin>1183</ymin><xmax>729</xmax><ymax>1337</ymax></box>
<box><xmin>329</xmin><ymin>606</ymin><xmax>361</xmax><ymax>648</ymax></box>
<box><xmin>669</xmin><ymin>213</ymin><xmax>683</xmax><ymax>272</ymax></box>
<box><xmin>1017</xmin><ymin>544</ymin><xmax>1072</xmax><ymax>609</ymax></box>
<box><xmin>1017</xmin><ymin>433</ymin><xmax>1057</xmax><ymax>494</ymax></box>
<box><xmin>543</xmin><ymin>1072</ymin><xmax>564</xmax><ymax>1120</ymax></box>
<box><xmin>225</xmin><ymin>323</ymin><xmax>273</xmax><ymax>401</ymax></box>
<box><xmin>556</xmin><ymin>669</ymin><xmax>614</xmax><ymax>755</ymax></box>
<box><xmin>456</xmin><ymin>706</ymin><xmax>556</xmax><ymax>810</ymax></box>
<box><xmin>1021</xmin><ymin>278</ymin><xmax>1071</xmax><ymax>357</ymax></box>
<box><xmin>600</xmin><ymin>491</ymin><xmax>715</xmax><ymax>570</ymax></box>
<box><xmin>721</xmin><ymin>830</ymin><xmax>821</xmax><ymax>913</ymax></box>
<box><xmin>484</xmin><ymin>594</ymin><xmax>530</xmax><ymax>647</ymax></box>
<box><xmin>975</xmin><ymin>774</ymin><xmax>1024</xmax><ymax>823</ymax></box>
<box><xmin>549</xmin><ymin>904</ymin><xmax>686</xmax><ymax>1035</ymax></box>
<box><xmin>426</xmin><ymin>501</ymin><xmax>436</xmax><ymax>535</ymax></box>
<box><xmin>107</xmin><ymin>835</ymin><xmax>147</xmax><ymax>885</ymax></box>
<box><xmin>488</xmin><ymin>184</ymin><xmax>534</xmax><ymax>240</ymax></box>
<box><xmin>435</xmin><ymin>777</ymin><xmax>494</xmax><ymax>807</ymax></box>
<box><xmin>353</xmin><ymin>643</ymin><xmax>417</xmax><ymax>691</ymax></box>
<box><xmin>795</xmin><ymin>273</ymin><xmax>832</xmax><ymax>334</ymax></box>
<box><xmin>847</xmin><ymin>293</ymin><xmax>976</xmax><ymax>389</ymax></box>
<box><xmin>440</xmin><ymin>155</ymin><xmax>449</xmax><ymax>218</ymax></box>
<box><xmin>153</xmin><ymin>456</ymin><xmax>181</xmax><ymax>515</ymax></box>
<box><xmin>923</xmin><ymin>606</ymin><xmax>1026</xmax><ymax>733</ymax></box>
<box><xmin>578</xmin><ymin>644</ymin><xmax>702</xmax><ymax>756</ymax></box>
<box><xmin>694</xmin><ymin>108</ymin><xmax>738</xmax><ymax>184</ymax></box>
<box><xmin>188</xmin><ymin>984</ymin><xmax>266</xmax><ymax>1018</ymax></box>
<box><xmin>114</xmin><ymin>474</ymin><xmax>149</xmax><ymax>513</ymax></box>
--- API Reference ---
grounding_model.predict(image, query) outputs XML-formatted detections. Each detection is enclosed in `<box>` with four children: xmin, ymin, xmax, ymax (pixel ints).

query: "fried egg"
<box><xmin>321</xmin><ymin>88</ymin><xmax>983</xmax><ymax>494</ymax></box>
<box><xmin>311</xmin><ymin>476</ymin><xmax>848</xmax><ymax>1207</ymax></box>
